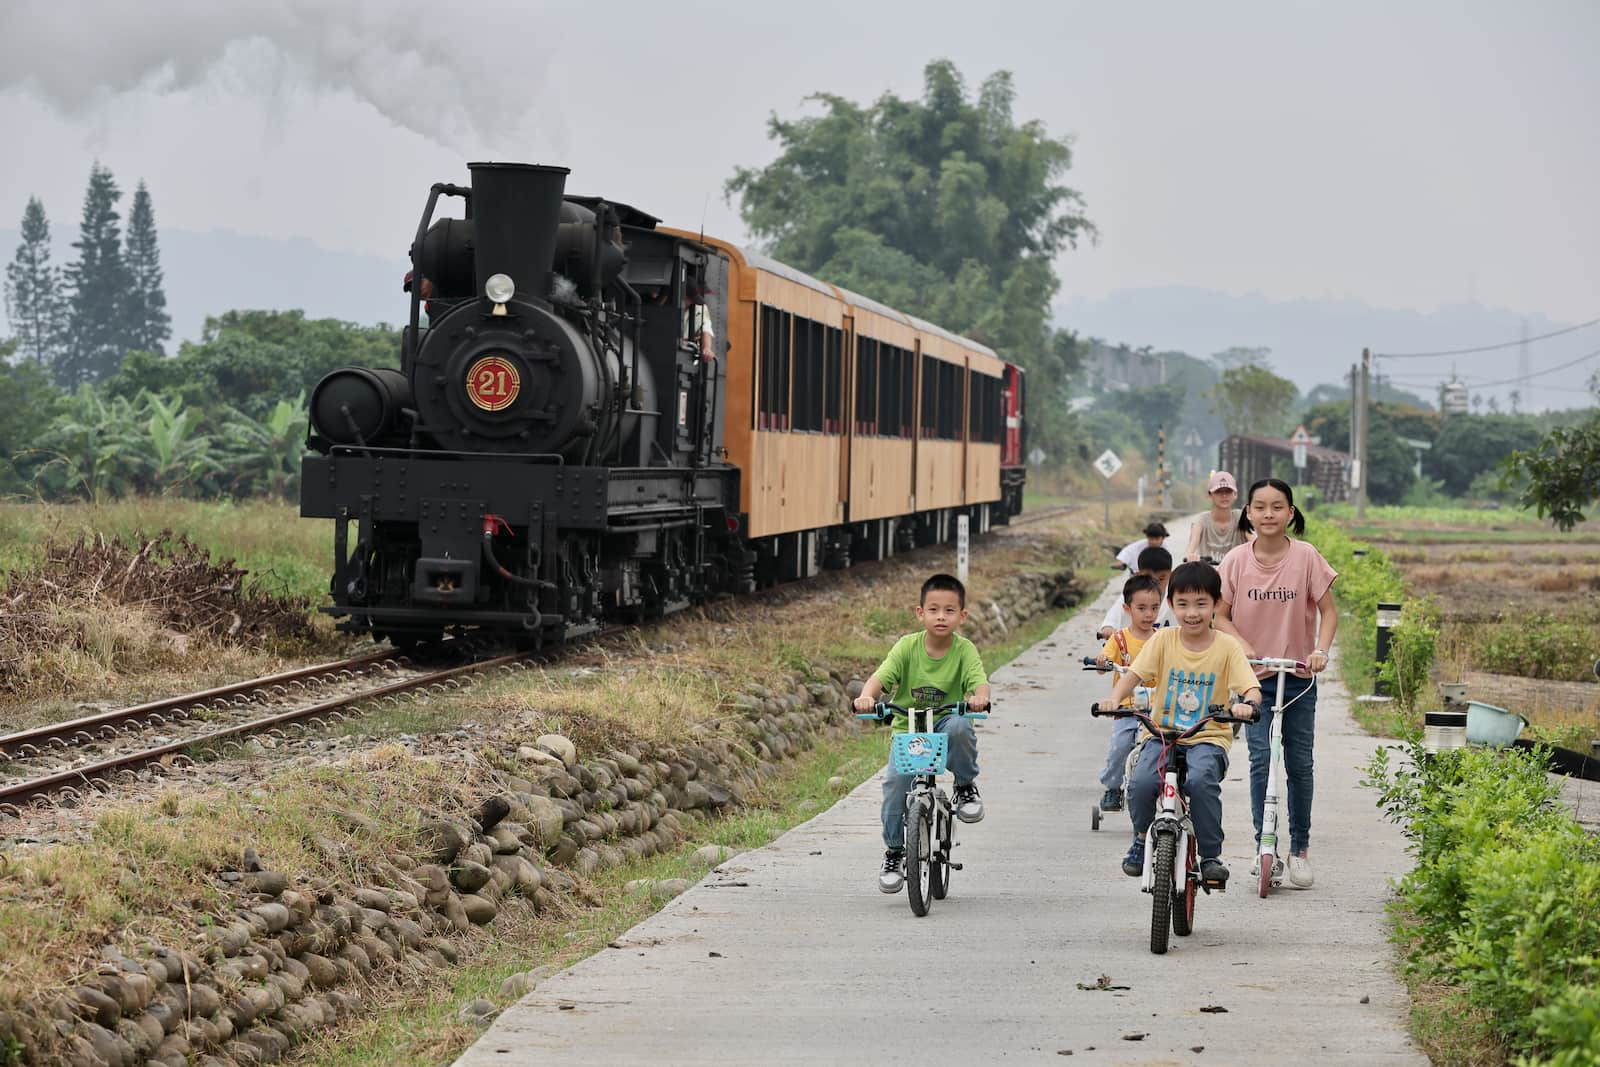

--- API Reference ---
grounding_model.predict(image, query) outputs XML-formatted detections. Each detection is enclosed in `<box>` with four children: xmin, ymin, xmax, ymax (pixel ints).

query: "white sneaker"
<box><xmin>878</xmin><ymin>851</ymin><xmax>905</xmax><ymax>893</ymax></box>
<box><xmin>1288</xmin><ymin>853</ymin><xmax>1314</xmax><ymax>888</ymax></box>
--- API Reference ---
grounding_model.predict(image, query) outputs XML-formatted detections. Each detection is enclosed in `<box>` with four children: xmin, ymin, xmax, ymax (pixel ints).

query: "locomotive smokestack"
<box><xmin>468</xmin><ymin>161</ymin><xmax>570</xmax><ymax>305</ymax></box>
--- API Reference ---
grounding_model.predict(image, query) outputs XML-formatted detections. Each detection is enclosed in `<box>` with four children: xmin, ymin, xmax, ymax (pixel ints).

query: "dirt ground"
<box><xmin>1357</xmin><ymin>511</ymin><xmax>1600</xmax><ymax>741</ymax></box>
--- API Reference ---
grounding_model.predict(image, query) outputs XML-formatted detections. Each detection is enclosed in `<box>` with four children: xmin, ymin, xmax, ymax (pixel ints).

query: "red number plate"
<box><xmin>466</xmin><ymin>355</ymin><xmax>521</xmax><ymax>411</ymax></box>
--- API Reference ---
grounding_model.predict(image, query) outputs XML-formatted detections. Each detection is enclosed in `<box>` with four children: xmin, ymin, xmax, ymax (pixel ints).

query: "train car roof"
<box><xmin>664</xmin><ymin>228</ymin><xmax>1001</xmax><ymax>357</ymax></box>
<box><xmin>833</xmin><ymin>286</ymin><xmax>911</xmax><ymax>326</ymax></box>
<box><xmin>905</xmin><ymin>313</ymin><xmax>1000</xmax><ymax>361</ymax></box>
<box><xmin>739</xmin><ymin>246</ymin><xmax>839</xmax><ymax>298</ymax></box>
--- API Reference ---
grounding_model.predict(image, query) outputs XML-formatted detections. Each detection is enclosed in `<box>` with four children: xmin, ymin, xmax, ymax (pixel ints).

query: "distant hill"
<box><xmin>1056</xmin><ymin>286</ymin><xmax>1597</xmax><ymax>412</ymax></box>
<box><xmin>0</xmin><ymin>227</ymin><xmax>406</xmax><ymax>348</ymax></box>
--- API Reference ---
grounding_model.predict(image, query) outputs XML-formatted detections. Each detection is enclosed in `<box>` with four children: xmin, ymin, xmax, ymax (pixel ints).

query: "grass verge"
<box><xmin>295</xmin><ymin>596</ymin><xmax>1089</xmax><ymax>1064</ymax></box>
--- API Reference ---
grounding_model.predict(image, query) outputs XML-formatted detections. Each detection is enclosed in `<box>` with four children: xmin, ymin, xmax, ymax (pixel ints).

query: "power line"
<box><xmin>1460</xmin><ymin>345</ymin><xmax>1600</xmax><ymax>390</ymax></box>
<box><xmin>1373</xmin><ymin>316</ymin><xmax>1600</xmax><ymax>359</ymax></box>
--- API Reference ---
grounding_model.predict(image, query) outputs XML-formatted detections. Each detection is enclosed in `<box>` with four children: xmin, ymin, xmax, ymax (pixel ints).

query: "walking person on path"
<box><xmin>1213</xmin><ymin>478</ymin><xmax>1338</xmax><ymax>889</ymax></box>
<box><xmin>1184</xmin><ymin>470</ymin><xmax>1251</xmax><ymax>563</ymax></box>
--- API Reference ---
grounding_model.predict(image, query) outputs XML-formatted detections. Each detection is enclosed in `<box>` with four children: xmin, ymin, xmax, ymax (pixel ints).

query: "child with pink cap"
<box><xmin>1185</xmin><ymin>470</ymin><xmax>1251</xmax><ymax>564</ymax></box>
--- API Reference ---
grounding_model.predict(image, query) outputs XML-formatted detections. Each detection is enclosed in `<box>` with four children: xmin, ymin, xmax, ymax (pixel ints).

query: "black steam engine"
<box><xmin>301</xmin><ymin>163</ymin><xmax>748</xmax><ymax>646</ymax></box>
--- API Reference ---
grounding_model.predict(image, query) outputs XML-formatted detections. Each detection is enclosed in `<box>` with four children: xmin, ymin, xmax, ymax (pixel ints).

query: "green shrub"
<box><xmin>1380</xmin><ymin>598</ymin><xmax>1440</xmax><ymax>713</ymax></box>
<box><xmin>1366</xmin><ymin>740</ymin><xmax>1600</xmax><ymax>1061</ymax></box>
<box><xmin>1477</xmin><ymin>615</ymin><xmax>1600</xmax><ymax>681</ymax></box>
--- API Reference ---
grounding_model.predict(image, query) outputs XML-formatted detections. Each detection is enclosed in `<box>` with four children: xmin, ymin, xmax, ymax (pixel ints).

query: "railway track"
<box><xmin>0</xmin><ymin>646</ymin><xmax>528</xmax><ymax>815</ymax></box>
<box><xmin>1007</xmin><ymin>504</ymin><xmax>1078</xmax><ymax>527</ymax></box>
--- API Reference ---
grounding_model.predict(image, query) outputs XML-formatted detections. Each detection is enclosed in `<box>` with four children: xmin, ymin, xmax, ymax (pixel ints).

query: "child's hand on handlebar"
<box><xmin>967</xmin><ymin>696</ymin><xmax>990</xmax><ymax>714</ymax></box>
<box><xmin>1231</xmin><ymin>700</ymin><xmax>1261</xmax><ymax>721</ymax></box>
<box><xmin>1307</xmin><ymin>651</ymin><xmax>1329</xmax><ymax>674</ymax></box>
<box><xmin>852</xmin><ymin>694</ymin><xmax>876</xmax><ymax>714</ymax></box>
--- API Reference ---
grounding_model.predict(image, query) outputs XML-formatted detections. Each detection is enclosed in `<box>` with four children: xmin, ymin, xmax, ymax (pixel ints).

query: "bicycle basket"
<box><xmin>890</xmin><ymin>731</ymin><xmax>949</xmax><ymax>775</ymax></box>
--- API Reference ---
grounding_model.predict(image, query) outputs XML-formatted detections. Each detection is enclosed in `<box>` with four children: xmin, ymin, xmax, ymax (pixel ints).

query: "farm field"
<box><xmin>1327</xmin><ymin>503</ymin><xmax>1600</xmax><ymax>746</ymax></box>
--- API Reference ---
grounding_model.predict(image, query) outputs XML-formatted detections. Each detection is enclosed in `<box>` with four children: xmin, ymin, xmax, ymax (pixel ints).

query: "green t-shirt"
<box><xmin>873</xmin><ymin>631</ymin><xmax>988</xmax><ymax>730</ymax></box>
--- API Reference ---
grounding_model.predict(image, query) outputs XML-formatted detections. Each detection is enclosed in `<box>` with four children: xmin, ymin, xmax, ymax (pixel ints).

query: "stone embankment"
<box><xmin>0</xmin><ymin>564</ymin><xmax>1081</xmax><ymax>1066</ymax></box>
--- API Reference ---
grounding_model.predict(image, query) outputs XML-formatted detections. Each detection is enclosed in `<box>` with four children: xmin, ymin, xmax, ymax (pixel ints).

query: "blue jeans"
<box><xmin>881</xmin><ymin>715</ymin><xmax>978</xmax><ymax>850</ymax></box>
<box><xmin>1247</xmin><ymin>672</ymin><xmax>1317</xmax><ymax>854</ymax></box>
<box><xmin>1098</xmin><ymin>715</ymin><xmax>1141</xmax><ymax>791</ymax></box>
<box><xmin>1128</xmin><ymin>737</ymin><xmax>1229</xmax><ymax>860</ymax></box>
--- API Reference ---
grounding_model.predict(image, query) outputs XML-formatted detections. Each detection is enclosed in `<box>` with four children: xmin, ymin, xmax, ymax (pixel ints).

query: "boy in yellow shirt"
<box><xmin>1107</xmin><ymin>562</ymin><xmax>1261</xmax><ymax>884</ymax></box>
<box><xmin>1092</xmin><ymin>574</ymin><xmax>1163</xmax><ymax>813</ymax></box>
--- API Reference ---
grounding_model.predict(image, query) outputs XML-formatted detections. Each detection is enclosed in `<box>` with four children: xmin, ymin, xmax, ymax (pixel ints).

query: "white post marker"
<box><xmin>956</xmin><ymin>515</ymin><xmax>969</xmax><ymax>583</ymax></box>
<box><xmin>1137</xmin><ymin>474</ymin><xmax>1146</xmax><ymax>507</ymax></box>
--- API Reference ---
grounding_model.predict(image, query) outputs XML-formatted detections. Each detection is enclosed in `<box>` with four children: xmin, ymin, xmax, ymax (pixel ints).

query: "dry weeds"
<box><xmin>0</xmin><ymin>532</ymin><xmax>319</xmax><ymax>700</ymax></box>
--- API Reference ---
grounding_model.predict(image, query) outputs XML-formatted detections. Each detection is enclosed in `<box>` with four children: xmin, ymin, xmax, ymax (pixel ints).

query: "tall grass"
<box><xmin>0</xmin><ymin>497</ymin><xmax>333</xmax><ymax>601</ymax></box>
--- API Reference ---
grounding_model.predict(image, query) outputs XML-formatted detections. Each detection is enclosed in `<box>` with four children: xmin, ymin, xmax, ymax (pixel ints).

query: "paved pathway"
<box><xmin>457</xmin><ymin>530</ymin><xmax>1426</xmax><ymax>1065</ymax></box>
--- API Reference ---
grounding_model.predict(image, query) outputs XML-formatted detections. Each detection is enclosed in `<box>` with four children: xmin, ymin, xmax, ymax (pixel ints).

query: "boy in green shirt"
<box><xmin>854</xmin><ymin>573</ymin><xmax>993</xmax><ymax>894</ymax></box>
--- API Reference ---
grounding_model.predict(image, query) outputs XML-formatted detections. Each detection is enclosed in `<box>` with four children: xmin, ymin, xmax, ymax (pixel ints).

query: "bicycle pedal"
<box><xmin>950</xmin><ymin>862</ymin><xmax>963</xmax><ymax>870</ymax></box>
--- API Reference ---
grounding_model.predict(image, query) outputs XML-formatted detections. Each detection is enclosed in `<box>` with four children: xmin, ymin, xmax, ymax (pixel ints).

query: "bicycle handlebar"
<box><xmin>855</xmin><ymin>700</ymin><xmax>989</xmax><ymax>722</ymax></box>
<box><xmin>1090</xmin><ymin>701</ymin><xmax>1255</xmax><ymax>740</ymax></box>
<box><xmin>1081</xmin><ymin>656</ymin><xmax>1135</xmax><ymax>675</ymax></box>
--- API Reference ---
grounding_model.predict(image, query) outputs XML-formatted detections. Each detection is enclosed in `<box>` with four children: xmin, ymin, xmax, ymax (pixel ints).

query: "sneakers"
<box><xmin>1121</xmin><ymin>837</ymin><xmax>1145</xmax><ymax>877</ymax></box>
<box><xmin>878</xmin><ymin>850</ymin><xmax>905</xmax><ymax>894</ymax></box>
<box><xmin>953</xmin><ymin>783</ymin><xmax>985</xmax><ymax>824</ymax></box>
<box><xmin>1200</xmin><ymin>857</ymin><xmax>1229</xmax><ymax>884</ymax></box>
<box><xmin>1287</xmin><ymin>852</ymin><xmax>1314</xmax><ymax>888</ymax></box>
<box><xmin>1098</xmin><ymin>787</ymin><xmax>1124</xmax><ymax>812</ymax></box>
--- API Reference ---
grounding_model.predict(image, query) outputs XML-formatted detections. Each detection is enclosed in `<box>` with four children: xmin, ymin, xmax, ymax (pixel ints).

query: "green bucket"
<box><xmin>1465</xmin><ymin>700</ymin><xmax>1527</xmax><ymax>748</ymax></box>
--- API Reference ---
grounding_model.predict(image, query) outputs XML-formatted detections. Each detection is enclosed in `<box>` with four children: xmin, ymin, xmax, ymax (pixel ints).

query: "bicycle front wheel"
<box><xmin>906</xmin><ymin>796</ymin><xmax>934</xmax><ymax>917</ymax></box>
<box><xmin>1149</xmin><ymin>832</ymin><xmax>1176</xmax><ymax>954</ymax></box>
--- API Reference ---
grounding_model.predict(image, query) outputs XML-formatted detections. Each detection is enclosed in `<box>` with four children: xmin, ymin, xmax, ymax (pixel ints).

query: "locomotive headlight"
<box><xmin>485</xmin><ymin>273</ymin><xmax>516</xmax><ymax>304</ymax></box>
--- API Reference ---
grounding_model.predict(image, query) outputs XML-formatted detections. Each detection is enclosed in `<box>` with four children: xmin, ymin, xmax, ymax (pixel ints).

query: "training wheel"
<box><xmin>1090</xmin><ymin>805</ymin><xmax>1101</xmax><ymax>831</ymax></box>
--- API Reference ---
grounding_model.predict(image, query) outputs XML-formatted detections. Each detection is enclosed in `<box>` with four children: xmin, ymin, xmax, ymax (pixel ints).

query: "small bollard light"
<box><xmin>1374</xmin><ymin>601</ymin><xmax>1403</xmax><ymax>696</ymax></box>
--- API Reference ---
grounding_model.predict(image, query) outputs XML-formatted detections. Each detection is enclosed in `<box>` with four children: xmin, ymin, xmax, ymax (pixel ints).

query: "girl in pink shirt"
<box><xmin>1214</xmin><ymin>478</ymin><xmax>1338</xmax><ymax>890</ymax></box>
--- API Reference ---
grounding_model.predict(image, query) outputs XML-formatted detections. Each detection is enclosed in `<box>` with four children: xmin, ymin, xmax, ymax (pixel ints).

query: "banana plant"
<box><xmin>136</xmin><ymin>391</ymin><xmax>221</xmax><ymax>494</ymax></box>
<box><xmin>22</xmin><ymin>387</ymin><xmax>143</xmax><ymax>502</ymax></box>
<box><xmin>219</xmin><ymin>392</ymin><xmax>308</xmax><ymax>498</ymax></box>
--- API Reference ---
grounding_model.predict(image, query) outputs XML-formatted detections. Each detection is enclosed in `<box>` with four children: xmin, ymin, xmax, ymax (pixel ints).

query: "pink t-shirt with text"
<box><xmin>1217</xmin><ymin>538</ymin><xmax>1338</xmax><ymax>676</ymax></box>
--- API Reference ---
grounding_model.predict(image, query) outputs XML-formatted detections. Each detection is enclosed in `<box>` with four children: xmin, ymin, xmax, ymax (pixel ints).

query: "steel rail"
<box><xmin>0</xmin><ymin>653</ymin><xmax>527</xmax><ymax>810</ymax></box>
<box><xmin>0</xmin><ymin>648</ymin><xmax>401</xmax><ymax>759</ymax></box>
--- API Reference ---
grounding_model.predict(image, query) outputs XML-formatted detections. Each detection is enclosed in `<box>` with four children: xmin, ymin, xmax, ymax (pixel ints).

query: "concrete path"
<box><xmin>457</xmin><ymin>532</ymin><xmax>1425</xmax><ymax>1065</ymax></box>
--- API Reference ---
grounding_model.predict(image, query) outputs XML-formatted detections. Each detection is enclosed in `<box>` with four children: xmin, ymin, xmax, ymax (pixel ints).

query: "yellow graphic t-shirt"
<box><xmin>1127</xmin><ymin>628</ymin><xmax>1258</xmax><ymax>750</ymax></box>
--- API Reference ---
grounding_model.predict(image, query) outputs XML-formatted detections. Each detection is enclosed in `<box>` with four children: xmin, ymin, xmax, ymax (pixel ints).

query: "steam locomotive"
<box><xmin>300</xmin><ymin>162</ymin><xmax>1026</xmax><ymax>647</ymax></box>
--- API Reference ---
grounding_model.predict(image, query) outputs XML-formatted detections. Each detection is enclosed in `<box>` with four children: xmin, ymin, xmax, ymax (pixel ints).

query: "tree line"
<box><xmin>0</xmin><ymin>311</ymin><xmax>397</xmax><ymax>501</ymax></box>
<box><xmin>4</xmin><ymin>163</ymin><xmax>171</xmax><ymax>388</ymax></box>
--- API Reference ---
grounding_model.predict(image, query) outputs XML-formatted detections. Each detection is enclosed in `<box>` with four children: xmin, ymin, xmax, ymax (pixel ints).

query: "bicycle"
<box><xmin>1089</xmin><ymin>699</ymin><xmax>1253</xmax><ymax>954</ymax></box>
<box><xmin>1249</xmin><ymin>656</ymin><xmax>1313</xmax><ymax>898</ymax></box>
<box><xmin>1081</xmin><ymin>656</ymin><xmax>1151</xmax><ymax>831</ymax></box>
<box><xmin>857</xmin><ymin>700</ymin><xmax>988</xmax><ymax>917</ymax></box>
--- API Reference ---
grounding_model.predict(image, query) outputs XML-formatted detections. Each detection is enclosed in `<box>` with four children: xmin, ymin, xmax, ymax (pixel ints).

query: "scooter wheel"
<box><xmin>1258</xmin><ymin>853</ymin><xmax>1274</xmax><ymax>899</ymax></box>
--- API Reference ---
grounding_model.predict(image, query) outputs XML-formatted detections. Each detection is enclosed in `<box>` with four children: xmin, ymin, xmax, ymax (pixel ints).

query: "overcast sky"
<box><xmin>1</xmin><ymin>0</ymin><xmax>1596</xmax><ymax>325</ymax></box>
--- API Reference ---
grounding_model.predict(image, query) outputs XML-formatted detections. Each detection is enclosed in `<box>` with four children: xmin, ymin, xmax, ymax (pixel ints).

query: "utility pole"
<box><xmin>1157</xmin><ymin>425</ymin><xmax>1169</xmax><ymax>509</ymax></box>
<box><xmin>1355</xmin><ymin>347</ymin><xmax>1370</xmax><ymax>520</ymax></box>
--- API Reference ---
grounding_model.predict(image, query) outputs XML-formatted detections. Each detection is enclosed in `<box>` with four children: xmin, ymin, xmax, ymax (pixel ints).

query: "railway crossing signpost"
<box><xmin>1290</xmin><ymin>424</ymin><xmax>1312</xmax><ymax>488</ymax></box>
<box><xmin>1094</xmin><ymin>449</ymin><xmax>1122</xmax><ymax>530</ymax></box>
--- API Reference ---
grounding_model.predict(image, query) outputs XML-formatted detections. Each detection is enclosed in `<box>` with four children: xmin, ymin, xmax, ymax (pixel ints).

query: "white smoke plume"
<box><xmin>0</xmin><ymin>0</ymin><xmax>560</xmax><ymax>153</ymax></box>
